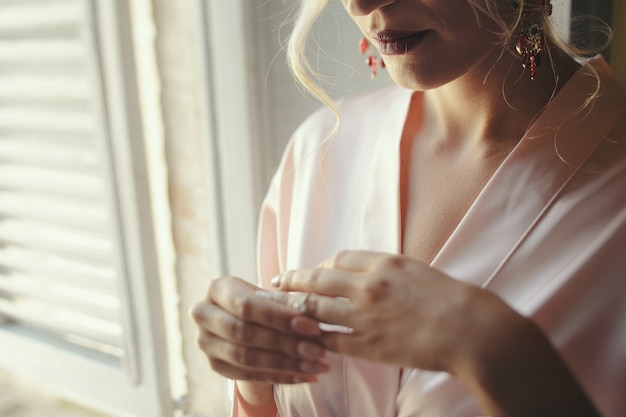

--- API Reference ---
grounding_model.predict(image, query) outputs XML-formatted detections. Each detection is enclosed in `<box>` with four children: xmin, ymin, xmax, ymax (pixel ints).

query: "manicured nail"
<box><xmin>297</xmin><ymin>342</ymin><xmax>324</xmax><ymax>360</ymax></box>
<box><xmin>271</xmin><ymin>274</ymin><xmax>282</xmax><ymax>287</ymax></box>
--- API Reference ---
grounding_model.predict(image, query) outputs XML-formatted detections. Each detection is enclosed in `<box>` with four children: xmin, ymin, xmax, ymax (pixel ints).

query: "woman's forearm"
<box><xmin>457</xmin><ymin>299</ymin><xmax>600</xmax><ymax>417</ymax></box>
<box><xmin>234</xmin><ymin>381</ymin><xmax>277</xmax><ymax>417</ymax></box>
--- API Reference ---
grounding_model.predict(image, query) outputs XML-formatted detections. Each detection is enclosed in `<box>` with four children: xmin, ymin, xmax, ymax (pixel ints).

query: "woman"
<box><xmin>191</xmin><ymin>0</ymin><xmax>626</xmax><ymax>416</ymax></box>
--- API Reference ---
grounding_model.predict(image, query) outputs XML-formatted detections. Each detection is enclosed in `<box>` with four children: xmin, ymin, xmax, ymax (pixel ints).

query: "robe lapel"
<box><xmin>430</xmin><ymin>62</ymin><xmax>626</xmax><ymax>287</ymax></box>
<box><xmin>357</xmin><ymin>88</ymin><xmax>414</xmax><ymax>253</ymax></box>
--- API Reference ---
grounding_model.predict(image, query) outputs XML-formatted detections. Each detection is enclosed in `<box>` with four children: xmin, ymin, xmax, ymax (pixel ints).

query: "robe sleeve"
<box><xmin>257</xmin><ymin>142</ymin><xmax>295</xmax><ymax>289</ymax></box>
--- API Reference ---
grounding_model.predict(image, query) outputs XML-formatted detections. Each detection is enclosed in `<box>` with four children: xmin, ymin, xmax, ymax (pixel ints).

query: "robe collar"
<box><xmin>359</xmin><ymin>59</ymin><xmax>626</xmax><ymax>286</ymax></box>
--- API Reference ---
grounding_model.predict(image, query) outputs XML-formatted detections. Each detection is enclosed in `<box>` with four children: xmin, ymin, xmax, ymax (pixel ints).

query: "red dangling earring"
<box><xmin>515</xmin><ymin>0</ymin><xmax>552</xmax><ymax>81</ymax></box>
<box><xmin>359</xmin><ymin>36</ymin><xmax>385</xmax><ymax>79</ymax></box>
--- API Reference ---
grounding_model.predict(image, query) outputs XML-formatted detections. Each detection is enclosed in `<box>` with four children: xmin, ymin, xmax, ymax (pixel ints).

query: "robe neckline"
<box><xmin>358</xmin><ymin>58</ymin><xmax>626</xmax><ymax>286</ymax></box>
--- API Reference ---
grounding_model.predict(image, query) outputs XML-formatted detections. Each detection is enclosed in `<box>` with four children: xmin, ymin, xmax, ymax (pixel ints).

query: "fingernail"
<box><xmin>300</xmin><ymin>361</ymin><xmax>328</xmax><ymax>374</ymax></box>
<box><xmin>291</xmin><ymin>317</ymin><xmax>321</xmax><ymax>336</ymax></box>
<box><xmin>271</xmin><ymin>274</ymin><xmax>282</xmax><ymax>287</ymax></box>
<box><xmin>297</xmin><ymin>342</ymin><xmax>324</xmax><ymax>360</ymax></box>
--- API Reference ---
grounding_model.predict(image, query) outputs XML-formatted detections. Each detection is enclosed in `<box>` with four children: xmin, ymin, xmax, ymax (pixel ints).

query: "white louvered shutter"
<box><xmin>0</xmin><ymin>1</ymin><xmax>172</xmax><ymax>415</ymax></box>
<box><xmin>0</xmin><ymin>0</ymin><xmax>125</xmax><ymax>358</ymax></box>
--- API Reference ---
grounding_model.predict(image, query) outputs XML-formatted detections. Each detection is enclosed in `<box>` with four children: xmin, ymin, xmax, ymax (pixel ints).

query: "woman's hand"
<box><xmin>270</xmin><ymin>250</ymin><xmax>505</xmax><ymax>374</ymax></box>
<box><xmin>190</xmin><ymin>276</ymin><xmax>329</xmax><ymax>384</ymax></box>
<box><xmin>271</xmin><ymin>250</ymin><xmax>602</xmax><ymax>417</ymax></box>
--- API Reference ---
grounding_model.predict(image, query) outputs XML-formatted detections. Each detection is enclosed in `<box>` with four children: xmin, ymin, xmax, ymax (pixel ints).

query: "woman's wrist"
<box><xmin>453</xmin><ymin>293</ymin><xmax>599</xmax><ymax>417</ymax></box>
<box><xmin>234</xmin><ymin>381</ymin><xmax>277</xmax><ymax>417</ymax></box>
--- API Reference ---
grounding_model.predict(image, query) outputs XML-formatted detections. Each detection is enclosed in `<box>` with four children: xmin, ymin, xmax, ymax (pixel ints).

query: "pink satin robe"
<box><xmin>238</xmin><ymin>60</ymin><xmax>626</xmax><ymax>417</ymax></box>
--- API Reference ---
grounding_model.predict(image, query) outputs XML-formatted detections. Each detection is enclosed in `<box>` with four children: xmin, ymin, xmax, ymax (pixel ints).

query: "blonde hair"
<box><xmin>286</xmin><ymin>0</ymin><xmax>611</xmax><ymax>112</ymax></box>
<box><xmin>286</xmin><ymin>0</ymin><xmax>337</xmax><ymax>122</ymax></box>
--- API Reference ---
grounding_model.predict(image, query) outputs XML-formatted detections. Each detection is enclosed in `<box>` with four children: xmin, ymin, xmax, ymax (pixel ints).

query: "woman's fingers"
<box><xmin>190</xmin><ymin>276</ymin><xmax>331</xmax><ymax>384</ymax></box>
<box><xmin>272</xmin><ymin>251</ymin><xmax>387</xmax><ymax>296</ymax></box>
<box><xmin>193</xmin><ymin>302</ymin><xmax>325</xmax><ymax>361</ymax></box>
<box><xmin>208</xmin><ymin>358</ymin><xmax>319</xmax><ymax>385</ymax></box>
<box><xmin>272</xmin><ymin>267</ymin><xmax>361</xmax><ymax>299</ymax></box>
<box><xmin>319</xmin><ymin>331</ymin><xmax>357</xmax><ymax>354</ymax></box>
<box><xmin>207</xmin><ymin>276</ymin><xmax>321</xmax><ymax>336</ymax></box>
<box><xmin>257</xmin><ymin>290</ymin><xmax>355</xmax><ymax>331</ymax></box>
<box><xmin>274</xmin><ymin>251</ymin><xmax>418</xmax><ymax>299</ymax></box>
<box><xmin>198</xmin><ymin>331</ymin><xmax>329</xmax><ymax>378</ymax></box>
<box><xmin>319</xmin><ymin>250</ymin><xmax>395</xmax><ymax>271</ymax></box>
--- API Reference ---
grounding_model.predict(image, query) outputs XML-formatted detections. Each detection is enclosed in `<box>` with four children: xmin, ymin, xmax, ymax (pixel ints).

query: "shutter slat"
<box><xmin>0</xmin><ymin>107</ymin><xmax>94</xmax><ymax>134</ymax></box>
<box><xmin>0</xmin><ymin>246</ymin><xmax>117</xmax><ymax>295</ymax></box>
<box><xmin>0</xmin><ymin>219</ymin><xmax>113</xmax><ymax>262</ymax></box>
<box><xmin>0</xmin><ymin>272</ymin><xmax>121</xmax><ymax>323</ymax></box>
<box><xmin>0</xmin><ymin>165</ymin><xmax>103</xmax><ymax>197</ymax></box>
<box><xmin>0</xmin><ymin>137</ymin><xmax>98</xmax><ymax>169</ymax></box>
<box><xmin>0</xmin><ymin>1</ymin><xmax>81</xmax><ymax>35</ymax></box>
<box><xmin>0</xmin><ymin>40</ymin><xmax>83</xmax><ymax>64</ymax></box>
<box><xmin>0</xmin><ymin>191</ymin><xmax>107</xmax><ymax>229</ymax></box>
<box><xmin>0</xmin><ymin>75</ymin><xmax>90</xmax><ymax>101</ymax></box>
<box><xmin>0</xmin><ymin>299</ymin><xmax>123</xmax><ymax>349</ymax></box>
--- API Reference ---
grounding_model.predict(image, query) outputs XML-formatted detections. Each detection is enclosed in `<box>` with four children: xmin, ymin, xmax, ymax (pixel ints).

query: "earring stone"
<box><xmin>359</xmin><ymin>36</ymin><xmax>385</xmax><ymax>79</ymax></box>
<box><xmin>515</xmin><ymin>0</ymin><xmax>553</xmax><ymax>80</ymax></box>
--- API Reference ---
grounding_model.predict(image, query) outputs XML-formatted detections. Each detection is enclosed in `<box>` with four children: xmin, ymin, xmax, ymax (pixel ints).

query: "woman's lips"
<box><xmin>374</xmin><ymin>30</ymin><xmax>429</xmax><ymax>55</ymax></box>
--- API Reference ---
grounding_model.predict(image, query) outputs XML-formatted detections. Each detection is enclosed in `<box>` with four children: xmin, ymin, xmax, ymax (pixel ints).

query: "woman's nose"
<box><xmin>344</xmin><ymin>0</ymin><xmax>397</xmax><ymax>16</ymax></box>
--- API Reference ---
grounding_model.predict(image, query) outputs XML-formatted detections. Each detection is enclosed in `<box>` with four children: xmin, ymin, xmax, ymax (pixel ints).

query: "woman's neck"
<box><xmin>423</xmin><ymin>48</ymin><xmax>579</xmax><ymax>151</ymax></box>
